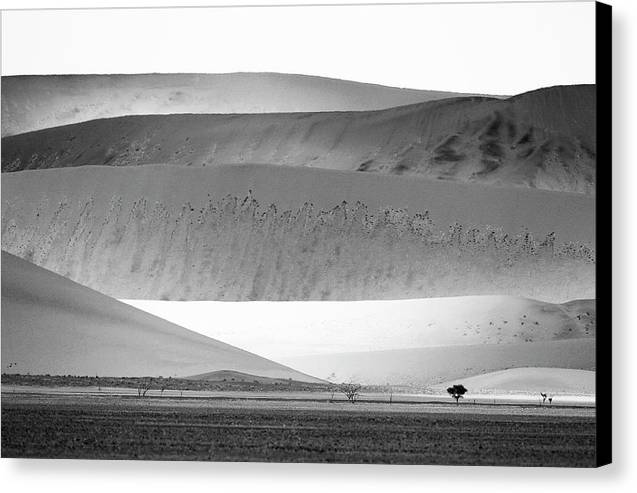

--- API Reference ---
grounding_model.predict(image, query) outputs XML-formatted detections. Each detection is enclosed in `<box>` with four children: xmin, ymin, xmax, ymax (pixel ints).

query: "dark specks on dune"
<box><xmin>357</xmin><ymin>159</ymin><xmax>374</xmax><ymax>172</ymax></box>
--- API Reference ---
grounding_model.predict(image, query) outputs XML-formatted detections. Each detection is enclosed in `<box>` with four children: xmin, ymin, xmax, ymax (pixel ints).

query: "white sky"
<box><xmin>1</xmin><ymin>2</ymin><xmax>595</xmax><ymax>94</ymax></box>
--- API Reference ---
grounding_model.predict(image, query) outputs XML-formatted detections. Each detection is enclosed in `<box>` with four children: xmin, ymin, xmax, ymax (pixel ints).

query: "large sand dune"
<box><xmin>1</xmin><ymin>73</ymin><xmax>482</xmax><ymax>137</ymax></box>
<box><xmin>280</xmin><ymin>339</ymin><xmax>595</xmax><ymax>387</ymax></box>
<box><xmin>2</xmin><ymin>164</ymin><xmax>595</xmax><ymax>302</ymax></box>
<box><xmin>433</xmin><ymin>368</ymin><xmax>595</xmax><ymax>395</ymax></box>
<box><xmin>1</xmin><ymin>164</ymin><xmax>595</xmax><ymax>242</ymax></box>
<box><xmin>123</xmin><ymin>296</ymin><xmax>595</xmax><ymax>360</ymax></box>
<box><xmin>0</xmin><ymin>251</ymin><xmax>320</xmax><ymax>382</ymax></box>
<box><xmin>2</xmin><ymin>85</ymin><xmax>595</xmax><ymax>193</ymax></box>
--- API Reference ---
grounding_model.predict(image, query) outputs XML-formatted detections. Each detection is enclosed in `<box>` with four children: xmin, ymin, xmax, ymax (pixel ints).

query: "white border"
<box><xmin>1</xmin><ymin>0</ymin><xmax>635</xmax><ymax>491</ymax></box>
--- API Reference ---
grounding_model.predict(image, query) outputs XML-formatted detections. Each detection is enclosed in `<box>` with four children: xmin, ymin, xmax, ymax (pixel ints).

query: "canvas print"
<box><xmin>0</xmin><ymin>2</ymin><xmax>610</xmax><ymax>466</ymax></box>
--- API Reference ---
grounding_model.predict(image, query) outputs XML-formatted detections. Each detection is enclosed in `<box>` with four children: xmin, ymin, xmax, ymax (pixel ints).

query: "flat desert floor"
<box><xmin>1</xmin><ymin>389</ymin><xmax>595</xmax><ymax>466</ymax></box>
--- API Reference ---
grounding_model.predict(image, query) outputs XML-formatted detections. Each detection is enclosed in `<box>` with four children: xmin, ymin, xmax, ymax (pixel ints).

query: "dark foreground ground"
<box><xmin>1</xmin><ymin>393</ymin><xmax>596</xmax><ymax>467</ymax></box>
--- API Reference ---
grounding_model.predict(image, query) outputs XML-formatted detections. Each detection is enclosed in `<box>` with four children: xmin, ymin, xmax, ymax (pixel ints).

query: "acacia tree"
<box><xmin>447</xmin><ymin>384</ymin><xmax>468</xmax><ymax>405</ymax></box>
<box><xmin>339</xmin><ymin>382</ymin><xmax>362</xmax><ymax>403</ymax></box>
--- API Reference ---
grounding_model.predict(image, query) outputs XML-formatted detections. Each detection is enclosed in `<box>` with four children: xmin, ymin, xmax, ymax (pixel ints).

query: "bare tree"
<box><xmin>385</xmin><ymin>382</ymin><xmax>394</xmax><ymax>405</ymax></box>
<box><xmin>137</xmin><ymin>378</ymin><xmax>153</xmax><ymax>397</ymax></box>
<box><xmin>339</xmin><ymin>381</ymin><xmax>362</xmax><ymax>403</ymax></box>
<box><xmin>540</xmin><ymin>392</ymin><xmax>548</xmax><ymax>405</ymax></box>
<box><xmin>447</xmin><ymin>384</ymin><xmax>468</xmax><ymax>405</ymax></box>
<box><xmin>158</xmin><ymin>377</ymin><xmax>167</xmax><ymax>396</ymax></box>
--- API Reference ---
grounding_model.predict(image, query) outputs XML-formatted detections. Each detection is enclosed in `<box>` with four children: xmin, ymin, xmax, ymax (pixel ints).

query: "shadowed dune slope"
<box><xmin>2</xmin><ymin>165</ymin><xmax>595</xmax><ymax>302</ymax></box>
<box><xmin>2</xmin><ymin>85</ymin><xmax>595</xmax><ymax>193</ymax></box>
<box><xmin>433</xmin><ymin>368</ymin><xmax>595</xmax><ymax>395</ymax></box>
<box><xmin>0</xmin><ymin>251</ymin><xmax>321</xmax><ymax>382</ymax></box>
<box><xmin>280</xmin><ymin>339</ymin><xmax>595</xmax><ymax>387</ymax></box>
<box><xmin>1</xmin><ymin>73</ymin><xmax>484</xmax><ymax>137</ymax></box>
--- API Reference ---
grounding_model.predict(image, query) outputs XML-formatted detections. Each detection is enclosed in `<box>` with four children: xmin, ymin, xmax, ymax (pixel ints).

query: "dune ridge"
<box><xmin>1</xmin><ymin>72</ymin><xmax>485</xmax><ymax>137</ymax></box>
<box><xmin>2</xmin><ymin>85</ymin><xmax>595</xmax><ymax>193</ymax></box>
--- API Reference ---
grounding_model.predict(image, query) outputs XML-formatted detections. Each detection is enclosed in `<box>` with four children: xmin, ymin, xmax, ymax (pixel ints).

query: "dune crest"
<box><xmin>2</xmin><ymin>84</ymin><xmax>595</xmax><ymax>193</ymax></box>
<box><xmin>1</xmin><ymin>72</ymin><xmax>485</xmax><ymax>137</ymax></box>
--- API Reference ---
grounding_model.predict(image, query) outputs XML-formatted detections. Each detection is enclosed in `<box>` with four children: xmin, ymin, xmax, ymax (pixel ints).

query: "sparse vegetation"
<box><xmin>339</xmin><ymin>381</ymin><xmax>362</xmax><ymax>403</ymax></box>
<box><xmin>137</xmin><ymin>378</ymin><xmax>153</xmax><ymax>397</ymax></box>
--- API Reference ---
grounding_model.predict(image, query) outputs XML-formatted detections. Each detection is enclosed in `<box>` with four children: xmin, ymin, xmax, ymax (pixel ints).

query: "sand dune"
<box><xmin>124</xmin><ymin>296</ymin><xmax>595</xmax><ymax>390</ymax></box>
<box><xmin>1</xmin><ymin>73</ymin><xmax>483</xmax><ymax>137</ymax></box>
<box><xmin>186</xmin><ymin>370</ymin><xmax>316</xmax><ymax>385</ymax></box>
<box><xmin>123</xmin><ymin>296</ymin><xmax>595</xmax><ymax>360</ymax></box>
<box><xmin>2</xmin><ymin>85</ymin><xmax>595</xmax><ymax>193</ymax></box>
<box><xmin>433</xmin><ymin>368</ymin><xmax>595</xmax><ymax>395</ymax></box>
<box><xmin>0</xmin><ymin>251</ymin><xmax>320</xmax><ymax>382</ymax></box>
<box><xmin>1</xmin><ymin>164</ymin><xmax>595</xmax><ymax>243</ymax></box>
<box><xmin>280</xmin><ymin>339</ymin><xmax>595</xmax><ymax>387</ymax></box>
<box><xmin>2</xmin><ymin>164</ymin><xmax>594</xmax><ymax>302</ymax></box>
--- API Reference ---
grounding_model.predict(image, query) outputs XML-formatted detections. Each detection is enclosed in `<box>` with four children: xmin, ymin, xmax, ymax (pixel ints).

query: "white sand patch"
<box><xmin>122</xmin><ymin>297</ymin><xmax>594</xmax><ymax>360</ymax></box>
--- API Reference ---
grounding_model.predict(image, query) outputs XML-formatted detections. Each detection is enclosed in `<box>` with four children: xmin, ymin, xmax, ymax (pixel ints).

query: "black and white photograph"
<box><xmin>0</xmin><ymin>0</ymin><xmax>611</xmax><ymax>469</ymax></box>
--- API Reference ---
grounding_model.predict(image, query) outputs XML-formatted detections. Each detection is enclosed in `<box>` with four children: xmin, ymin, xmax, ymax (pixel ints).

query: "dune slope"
<box><xmin>2</xmin><ymin>165</ymin><xmax>595</xmax><ymax>302</ymax></box>
<box><xmin>0</xmin><ymin>251</ymin><xmax>320</xmax><ymax>382</ymax></box>
<box><xmin>2</xmin><ymin>85</ymin><xmax>595</xmax><ymax>193</ymax></box>
<box><xmin>280</xmin><ymin>339</ymin><xmax>595</xmax><ymax>387</ymax></box>
<box><xmin>433</xmin><ymin>367</ymin><xmax>595</xmax><ymax>394</ymax></box>
<box><xmin>1</xmin><ymin>73</ymin><xmax>483</xmax><ymax>137</ymax></box>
